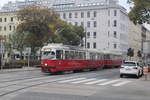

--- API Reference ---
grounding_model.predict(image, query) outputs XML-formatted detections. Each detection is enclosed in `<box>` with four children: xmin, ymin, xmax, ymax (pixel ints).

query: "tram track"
<box><xmin>0</xmin><ymin>74</ymin><xmax>49</xmax><ymax>83</ymax></box>
<box><xmin>0</xmin><ymin>74</ymin><xmax>85</xmax><ymax>97</ymax></box>
<box><xmin>0</xmin><ymin>75</ymin><xmax>52</xmax><ymax>89</ymax></box>
<box><xmin>0</xmin><ymin>68</ymin><xmax>117</xmax><ymax>98</ymax></box>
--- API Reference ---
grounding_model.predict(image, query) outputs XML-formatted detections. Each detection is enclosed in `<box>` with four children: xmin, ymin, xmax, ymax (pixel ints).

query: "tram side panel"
<box><xmin>41</xmin><ymin>59</ymin><xmax>105</xmax><ymax>73</ymax></box>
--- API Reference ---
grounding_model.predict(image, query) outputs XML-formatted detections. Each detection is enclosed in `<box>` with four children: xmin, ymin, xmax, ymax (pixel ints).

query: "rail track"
<box><xmin>0</xmin><ymin>68</ymin><xmax>117</xmax><ymax>98</ymax></box>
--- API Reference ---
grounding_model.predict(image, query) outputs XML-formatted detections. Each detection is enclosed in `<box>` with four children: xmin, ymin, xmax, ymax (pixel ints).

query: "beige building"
<box><xmin>128</xmin><ymin>21</ymin><xmax>142</xmax><ymax>61</ymax></box>
<box><xmin>144</xmin><ymin>28</ymin><xmax>150</xmax><ymax>62</ymax></box>
<box><xmin>128</xmin><ymin>20</ymin><xmax>150</xmax><ymax>61</ymax></box>
<box><xmin>0</xmin><ymin>12</ymin><xmax>21</xmax><ymax>62</ymax></box>
<box><xmin>0</xmin><ymin>12</ymin><xmax>19</xmax><ymax>37</ymax></box>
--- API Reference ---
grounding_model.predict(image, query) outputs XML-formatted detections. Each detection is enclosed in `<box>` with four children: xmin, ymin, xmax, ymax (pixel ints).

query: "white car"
<box><xmin>120</xmin><ymin>61</ymin><xmax>143</xmax><ymax>78</ymax></box>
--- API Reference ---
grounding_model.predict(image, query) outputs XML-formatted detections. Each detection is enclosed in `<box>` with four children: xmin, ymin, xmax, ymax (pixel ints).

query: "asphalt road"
<box><xmin>0</xmin><ymin>68</ymin><xmax>150</xmax><ymax>100</ymax></box>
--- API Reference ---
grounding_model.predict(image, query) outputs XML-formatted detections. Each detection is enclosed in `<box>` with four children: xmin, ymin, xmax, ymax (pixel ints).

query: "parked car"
<box><xmin>120</xmin><ymin>61</ymin><xmax>143</xmax><ymax>78</ymax></box>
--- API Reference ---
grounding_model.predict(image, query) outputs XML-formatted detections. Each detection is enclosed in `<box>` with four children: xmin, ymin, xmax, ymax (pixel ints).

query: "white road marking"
<box><xmin>84</xmin><ymin>79</ymin><xmax>108</xmax><ymax>85</ymax></box>
<box><xmin>71</xmin><ymin>78</ymin><xmax>97</xmax><ymax>84</ymax></box>
<box><xmin>98</xmin><ymin>79</ymin><xmax>120</xmax><ymax>85</ymax></box>
<box><xmin>112</xmin><ymin>81</ymin><xmax>131</xmax><ymax>87</ymax></box>
<box><xmin>58</xmin><ymin>78</ymin><xmax>86</xmax><ymax>83</ymax></box>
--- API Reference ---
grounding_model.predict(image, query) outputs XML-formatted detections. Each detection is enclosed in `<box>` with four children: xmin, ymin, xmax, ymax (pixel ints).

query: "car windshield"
<box><xmin>122</xmin><ymin>62</ymin><xmax>136</xmax><ymax>66</ymax></box>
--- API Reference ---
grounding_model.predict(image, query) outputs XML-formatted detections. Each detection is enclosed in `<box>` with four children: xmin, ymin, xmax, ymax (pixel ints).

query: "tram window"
<box><xmin>65</xmin><ymin>51</ymin><xmax>69</xmax><ymax>59</ymax></box>
<box><xmin>83</xmin><ymin>52</ymin><xmax>86</xmax><ymax>59</ymax></box>
<box><xmin>90</xmin><ymin>53</ymin><xmax>95</xmax><ymax>60</ymax></box>
<box><xmin>116</xmin><ymin>56</ymin><xmax>118</xmax><ymax>60</ymax></box>
<box><xmin>90</xmin><ymin>53</ymin><xmax>92</xmax><ymax>60</ymax></box>
<box><xmin>79</xmin><ymin>52</ymin><xmax>84</xmax><ymax>59</ymax></box>
<box><xmin>43</xmin><ymin>51</ymin><xmax>51</xmax><ymax>55</ymax></box>
<box><xmin>97</xmin><ymin>54</ymin><xmax>99</xmax><ymax>60</ymax></box>
<box><xmin>105</xmin><ymin>55</ymin><xmax>110</xmax><ymax>60</ymax></box>
<box><xmin>98</xmin><ymin>54</ymin><xmax>101</xmax><ymax>60</ymax></box>
<box><xmin>94</xmin><ymin>54</ymin><xmax>97</xmax><ymax>60</ymax></box>
<box><xmin>114</xmin><ymin>55</ymin><xmax>117</xmax><ymax>60</ymax></box>
<box><xmin>51</xmin><ymin>51</ymin><xmax>55</xmax><ymax>55</ymax></box>
<box><xmin>110</xmin><ymin>55</ymin><xmax>113</xmax><ymax>60</ymax></box>
<box><xmin>70</xmin><ymin>51</ymin><xmax>75</xmax><ymax>59</ymax></box>
<box><xmin>75</xmin><ymin>52</ymin><xmax>79</xmax><ymax>59</ymax></box>
<box><xmin>56</xmin><ymin>50</ymin><xmax>63</xmax><ymax>60</ymax></box>
<box><xmin>101</xmin><ymin>54</ymin><xmax>104</xmax><ymax>60</ymax></box>
<box><xmin>79</xmin><ymin>52</ymin><xmax>82</xmax><ymax>59</ymax></box>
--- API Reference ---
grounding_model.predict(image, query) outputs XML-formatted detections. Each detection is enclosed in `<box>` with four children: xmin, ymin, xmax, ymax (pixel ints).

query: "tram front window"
<box><xmin>42</xmin><ymin>51</ymin><xmax>56</xmax><ymax>60</ymax></box>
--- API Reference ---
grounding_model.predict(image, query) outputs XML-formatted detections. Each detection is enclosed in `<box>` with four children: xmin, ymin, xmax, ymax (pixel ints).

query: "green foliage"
<box><xmin>17</xmin><ymin>6</ymin><xmax>59</xmax><ymax>53</ymax></box>
<box><xmin>16</xmin><ymin>5</ymin><xmax>85</xmax><ymax>54</ymax></box>
<box><xmin>128</xmin><ymin>0</ymin><xmax>150</xmax><ymax>24</ymax></box>
<box><xmin>50</xmin><ymin>21</ymin><xmax>85</xmax><ymax>46</ymax></box>
<box><xmin>137</xmin><ymin>50</ymin><xmax>142</xmax><ymax>58</ymax></box>
<box><xmin>127</xmin><ymin>48</ymin><xmax>134</xmax><ymax>58</ymax></box>
<box><xmin>4</xmin><ymin>60</ymin><xmax>40</xmax><ymax>68</ymax></box>
<box><xmin>5</xmin><ymin>32</ymin><xmax>28</xmax><ymax>60</ymax></box>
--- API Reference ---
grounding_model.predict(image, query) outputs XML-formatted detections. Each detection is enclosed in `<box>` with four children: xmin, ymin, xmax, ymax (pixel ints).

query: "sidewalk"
<box><xmin>142</xmin><ymin>73</ymin><xmax>150</xmax><ymax>81</ymax></box>
<box><xmin>0</xmin><ymin>67</ymin><xmax>40</xmax><ymax>73</ymax></box>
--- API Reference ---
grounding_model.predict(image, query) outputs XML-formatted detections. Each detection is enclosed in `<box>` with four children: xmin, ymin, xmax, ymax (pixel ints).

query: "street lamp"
<box><xmin>143</xmin><ymin>40</ymin><xmax>150</xmax><ymax>63</ymax></box>
<box><xmin>0</xmin><ymin>39</ymin><xmax>5</xmax><ymax>70</ymax></box>
<box><xmin>84</xmin><ymin>27</ymin><xmax>87</xmax><ymax>49</ymax></box>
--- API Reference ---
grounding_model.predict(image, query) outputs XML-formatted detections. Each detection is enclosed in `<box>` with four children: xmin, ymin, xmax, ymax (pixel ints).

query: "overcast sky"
<box><xmin>0</xmin><ymin>0</ymin><xmax>129</xmax><ymax>9</ymax></box>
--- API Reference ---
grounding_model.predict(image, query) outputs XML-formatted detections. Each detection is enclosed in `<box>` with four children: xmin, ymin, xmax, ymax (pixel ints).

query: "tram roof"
<box><xmin>41</xmin><ymin>43</ymin><xmax>85</xmax><ymax>51</ymax></box>
<box><xmin>41</xmin><ymin>44</ymin><xmax>122</xmax><ymax>55</ymax></box>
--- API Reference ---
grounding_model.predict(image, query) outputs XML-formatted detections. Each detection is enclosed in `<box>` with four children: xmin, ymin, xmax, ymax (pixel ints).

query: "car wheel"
<box><xmin>120</xmin><ymin>74</ymin><xmax>123</xmax><ymax>78</ymax></box>
<box><xmin>136</xmin><ymin>72</ymin><xmax>140</xmax><ymax>79</ymax></box>
<box><xmin>140</xmin><ymin>71</ymin><xmax>143</xmax><ymax>77</ymax></box>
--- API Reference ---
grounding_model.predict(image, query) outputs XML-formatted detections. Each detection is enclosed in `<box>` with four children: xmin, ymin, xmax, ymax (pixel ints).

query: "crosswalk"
<box><xmin>56</xmin><ymin>77</ymin><xmax>132</xmax><ymax>87</ymax></box>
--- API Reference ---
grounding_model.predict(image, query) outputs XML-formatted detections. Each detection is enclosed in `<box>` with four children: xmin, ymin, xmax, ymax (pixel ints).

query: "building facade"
<box><xmin>128</xmin><ymin>21</ymin><xmax>143</xmax><ymax>61</ymax></box>
<box><xmin>128</xmin><ymin>20</ymin><xmax>150</xmax><ymax>61</ymax></box>
<box><xmin>0</xmin><ymin>12</ymin><xmax>19</xmax><ymax>37</ymax></box>
<box><xmin>0</xmin><ymin>0</ymin><xmax>128</xmax><ymax>56</ymax></box>
<box><xmin>56</xmin><ymin>2</ymin><xmax>128</xmax><ymax>55</ymax></box>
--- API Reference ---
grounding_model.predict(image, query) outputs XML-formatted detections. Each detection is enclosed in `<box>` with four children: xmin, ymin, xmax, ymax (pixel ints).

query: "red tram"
<box><xmin>41</xmin><ymin>44</ymin><xmax>123</xmax><ymax>73</ymax></box>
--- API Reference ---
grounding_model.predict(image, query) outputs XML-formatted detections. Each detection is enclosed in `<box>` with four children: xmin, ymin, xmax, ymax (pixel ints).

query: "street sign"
<box><xmin>25</xmin><ymin>47</ymin><xmax>31</xmax><ymax>54</ymax></box>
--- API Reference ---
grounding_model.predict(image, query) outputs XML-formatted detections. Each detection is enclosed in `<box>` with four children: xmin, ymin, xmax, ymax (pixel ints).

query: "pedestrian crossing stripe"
<box><xmin>58</xmin><ymin>78</ymin><xmax>86</xmax><ymax>83</ymax></box>
<box><xmin>57</xmin><ymin>78</ymin><xmax>132</xmax><ymax>87</ymax></box>
<box><xmin>112</xmin><ymin>81</ymin><xmax>131</xmax><ymax>87</ymax></box>
<box><xmin>85</xmin><ymin>79</ymin><xmax>108</xmax><ymax>85</ymax></box>
<box><xmin>98</xmin><ymin>79</ymin><xmax>120</xmax><ymax>85</ymax></box>
<box><xmin>71</xmin><ymin>78</ymin><xmax>96</xmax><ymax>84</ymax></box>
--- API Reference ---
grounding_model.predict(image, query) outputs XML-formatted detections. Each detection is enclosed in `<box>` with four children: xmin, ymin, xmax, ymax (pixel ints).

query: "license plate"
<box><xmin>126</xmin><ymin>68</ymin><xmax>131</xmax><ymax>70</ymax></box>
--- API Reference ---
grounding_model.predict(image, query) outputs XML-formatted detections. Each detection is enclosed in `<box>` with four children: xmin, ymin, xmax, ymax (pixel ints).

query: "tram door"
<box><xmin>56</xmin><ymin>50</ymin><xmax>63</xmax><ymax>60</ymax></box>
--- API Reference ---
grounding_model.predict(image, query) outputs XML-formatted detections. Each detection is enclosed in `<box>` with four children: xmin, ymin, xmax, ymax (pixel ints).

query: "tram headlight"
<box><xmin>44</xmin><ymin>63</ymin><xmax>48</xmax><ymax>66</ymax></box>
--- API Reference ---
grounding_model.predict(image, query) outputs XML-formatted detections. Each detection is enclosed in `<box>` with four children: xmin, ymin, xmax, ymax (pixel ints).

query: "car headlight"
<box><xmin>44</xmin><ymin>63</ymin><xmax>48</xmax><ymax>66</ymax></box>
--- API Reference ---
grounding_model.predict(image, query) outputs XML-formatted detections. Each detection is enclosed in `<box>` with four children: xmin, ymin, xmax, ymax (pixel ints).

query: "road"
<box><xmin>0</xmin><ymin>68</ymin><xmax>150</xmax><ymax>100</ymax></box>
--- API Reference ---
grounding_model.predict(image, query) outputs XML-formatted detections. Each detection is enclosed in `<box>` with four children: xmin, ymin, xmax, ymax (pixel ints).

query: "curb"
<box><xmin>0</xmin><ymin>67</ymin><xmax>41</xmax><ymax>73</ymax></box>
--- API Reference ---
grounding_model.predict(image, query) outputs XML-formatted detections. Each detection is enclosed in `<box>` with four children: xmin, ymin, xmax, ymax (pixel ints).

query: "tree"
<box><xmin>127</xmin><ymin>48</ymin><xmax>134</xmax><ymax>60</ymax></box>
<box><xmin>74</xmin><ymin>26</ymin><xmax>85</xmax><ymax>47</ymax></box>
<box><xmin>128</xmin><ymin>0</ymin><xmax>150</xmax><ymax>24</ymax></box>
<box><xmin>6</xmin><ymin>32</ymin><xmax>28</xmax><ymax>60</ymax></box>
<box><xmin>17</xmin><ymin>6</ymin><xmax>59</xmax><ymax>54</ymax></box>
<box><xmin>137</xmin><ymin>50</ymin><xmax>142</xmax><ymax>58</ymax></box>
<box><xmin>50</xmin><ymin>21</ymin><xmax>85</xmax><ymax>46</ymax></box>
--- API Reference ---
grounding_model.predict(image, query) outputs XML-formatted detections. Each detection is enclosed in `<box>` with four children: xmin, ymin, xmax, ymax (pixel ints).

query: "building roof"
<box><xmin>0</xmin><ymin>0</ymin><xmax>121</xmax><ymax>13</ymax></box>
